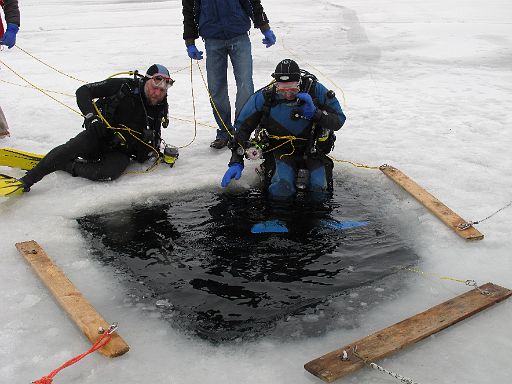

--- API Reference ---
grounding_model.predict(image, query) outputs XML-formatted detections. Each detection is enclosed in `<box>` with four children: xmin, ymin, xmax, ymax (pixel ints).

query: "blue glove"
<box><xmin>186</xmin><ymin>45</ymin><xmax>203</xmax><ymax>60</ymax></box>
<box><xmin>221</xmin><ymin>163</ymin><xmax>243</xmax><ymax>188</ymax></box>
<box><xmin>261</xmin><ymin>29</ymin><xmax>276</xmax><ymax>48</ymax></box>
<box><xmin>296</xmin><ymin>92</ymin><xmax>317</xmax><ymax>120</ymax></box>
<box><xmin>0</xmin><ymin>23</ymin><xmax>19</xmax><ymax>49</ymax></box>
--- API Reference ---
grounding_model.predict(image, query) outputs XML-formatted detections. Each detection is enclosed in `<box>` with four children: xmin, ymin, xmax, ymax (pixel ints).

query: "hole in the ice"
<box><xmin>78</xmin><ymin>172</ymin><xmax>419</xmax><ymax>343</ymax></box>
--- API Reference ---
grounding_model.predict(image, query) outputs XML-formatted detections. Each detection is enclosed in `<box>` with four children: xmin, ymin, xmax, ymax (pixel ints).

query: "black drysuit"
<box><xmin>21</xmin><ymin>78</ymin><xmax>167</xmax><ymax>188</ymax></box>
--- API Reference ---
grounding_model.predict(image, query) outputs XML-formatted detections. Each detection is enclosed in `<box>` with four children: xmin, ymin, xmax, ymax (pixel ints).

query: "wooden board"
<box><xmin>304</xmin><ymin>282</ymin><xmax>511</xmax><ymax>382</ymax></box>
<box><xmin>380</xmin><ymin>164</ymin><xmax>483</xmax><ymax>240</ymax></box>
<box><xmin>15</xmin><ymin>240</ymin><xmax>130</xmax><ymax>357</ymax></box>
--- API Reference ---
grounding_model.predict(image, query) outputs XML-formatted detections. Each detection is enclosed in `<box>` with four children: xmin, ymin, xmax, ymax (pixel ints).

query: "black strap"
<box><xmin>259</xmin><ymin>85</ymin><xmax>276</xmax><ymax>129</ymax></box>
<box><xmin>97</xmin><ymin>80</ymin><xmax>137</xmax><ymax>122</ymax></box>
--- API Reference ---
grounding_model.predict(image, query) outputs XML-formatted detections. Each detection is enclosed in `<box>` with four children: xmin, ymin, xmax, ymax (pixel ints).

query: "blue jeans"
<box><xmin>205</xmin><ymin>34</ymin><xmax>254</xmax><ymax>140</ymax></box>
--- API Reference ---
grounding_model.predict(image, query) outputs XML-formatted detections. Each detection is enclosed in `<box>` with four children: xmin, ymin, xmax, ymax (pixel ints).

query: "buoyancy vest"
<box><xmin>259</xmin><ymin>72</ymin><xmax>336</xmax><ymax>155</ymax></box>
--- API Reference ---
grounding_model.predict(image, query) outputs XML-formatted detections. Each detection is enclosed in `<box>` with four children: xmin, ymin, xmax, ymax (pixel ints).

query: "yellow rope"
<box><xmin>3</xmin><ymin>47</ymin><xmax>190</xmax><ymax>173</ymax></box>
<box><xmin>280</xmin><ymin>38</ymin><xmax>347</xmax><ymax>109</ymax></box>
<box><xmin>406</xmin><ymin>266</ymin><xmax>492</xmax><ymax>295</ymax></box>
<box><xmin>16</xmin><ymin>45</ymin><xmax>88</xmax><ymax>83</ymax></box>
<box><xmin>266</xmin><ymin>135</ymin><xmax>307</xmax><ymax>148</ymax></box>
<box><xmin>169</xmin><ymin>115</ymin><xmax>216</xmax><ymax>129</ymax></box>
<box><xmin>402</xmin><ymin>266</ymin><xmax>467</xmax><ymax>284</ymax></box>
<box><xmin>265</xmin><ymin>134</ymin><xmax>307</xmax><ymax>159</ymax></box>
<box><xmin>2</xmin><ymin>52</ymin><xmax>159</xmax><ymax>173</ymax></box>
<box><xmin>169</xmin><ymin>63</ymin><xmax>192</xmax><ymax>75</ymax></box>
<box><xmin>175</xmin><ymin>59</ymin><xmax>198</xmax><ymax>149</ymax></box>
<box><xmin>328</xmin><ymin>155</ymin><xmax>380</xmax><ymax>170</ymax></box>
<box><xmin>6</xmin><ymin>46</ymin><xmax>373</xmax><ymax>173</ymax></box>
<box><xmin>109</xmin><ymin>65</ymin><xmax>191</xmax><ymax>78</ymax></box>
<box><xmin>92</xmin><ymin>103</ymin><xmax>161</xmax><ymax>173</ymax></box>
<box><xmin>279</xmin><ymin>140</ymin><xmax>297</xmax><ymax>158</ymax></box>
<box><xmin>0</xmin><ymin>57</ymin><xmax>84</xmax><ymax>117</ymax></box>
<box><xmin>194</xmin><ymin>61</ymin><xmax>234</xmax><ymax>139</ymax></box>
<box><xmin>255</xmin><ymin>132</ymin><xmax>379</xmax><ymax>170</ymax></box>
<box><xmin>107</xmin><ymin>71</ymin><xmax>138</xmax><ymax>79</ymax></box>
<box><xmin>0</xmin><ymin>78</ymin><xmax>75</xmax><ymax>97</ymax></box>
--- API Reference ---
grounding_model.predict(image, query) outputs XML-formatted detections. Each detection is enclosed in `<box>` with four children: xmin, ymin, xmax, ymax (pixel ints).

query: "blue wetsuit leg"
<box><xmin>268</xmin><ymin>158</ymin><xmax>296</xmax><ymax>200</ymax></box>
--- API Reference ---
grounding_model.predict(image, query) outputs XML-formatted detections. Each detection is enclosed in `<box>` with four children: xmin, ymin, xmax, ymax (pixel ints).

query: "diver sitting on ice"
<box><xmin>5</xmin><ymin>64</ymin><xmax>179</xmax><ymax>194</ymax></box>
<box><xmin>220</xmin><ymin>59</ymin><xmax>346</xmax><ymax>200</ymax></box>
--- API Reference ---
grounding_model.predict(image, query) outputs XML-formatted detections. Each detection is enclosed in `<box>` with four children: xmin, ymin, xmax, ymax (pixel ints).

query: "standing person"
<box><xmin>221</xmin><ymin>59</ymin><xmax>346</xmax><ymax>201</ymax></box>
<box><xmin>2</xmin><ymin>64</ymin><xmax>174</xmax><ymax>195</ymax></box>
<box><xmin>0</xmin><ymin>0</ymin><xmax>20</xmax><ymax>138</ymax></box>
<box><xmin>182</xmin><ymin>0</ymin><xmax>277</xmax><ymax>149</ymax></box>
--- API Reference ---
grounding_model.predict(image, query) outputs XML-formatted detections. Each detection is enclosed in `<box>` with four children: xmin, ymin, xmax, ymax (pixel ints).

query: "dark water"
<box><xmin>78</xmin><ymin>181</ymin><xmax>418</xmax><ymax>342</ymax></box>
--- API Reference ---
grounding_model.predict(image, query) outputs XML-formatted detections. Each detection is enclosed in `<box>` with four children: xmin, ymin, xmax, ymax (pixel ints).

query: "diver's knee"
<box><xmin>268</xmin><ymin>179</ymin><xmax>296</xmax><ymax>200</ymax></box>
<box><xmin>309</xmin><ymin>167</ymin><xmax>327</xmax><ymax>191</ymax></box>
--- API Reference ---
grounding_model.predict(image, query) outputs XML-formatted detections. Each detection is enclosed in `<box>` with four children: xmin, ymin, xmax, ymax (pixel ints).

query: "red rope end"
<box><xmin>33</xmin><ymin>377</ymin><xmax>53</xmax><ymax>384</ymax></box>
<box><xmin>31</xmin><ymin>330</ymin><xmax>113</xmax><ymax>384</ymax></box>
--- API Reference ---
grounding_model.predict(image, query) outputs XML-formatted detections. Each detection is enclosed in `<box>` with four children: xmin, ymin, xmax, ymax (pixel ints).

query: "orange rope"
<box><xmin>32</xmin><ymin>328</ymin><xmax>115</xmax><ymax>384</ymax></box>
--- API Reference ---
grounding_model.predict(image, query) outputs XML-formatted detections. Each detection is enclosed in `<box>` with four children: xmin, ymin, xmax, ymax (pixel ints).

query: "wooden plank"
<box><xmin>380</xmin><ymin>164</ymin><xmax>483</xmax><ymax>241</ymax></box>
<box><xmin>305</xmin><ymin>282</ymin><xmax>511</xmax><ymax>382</ymax></box>
<box><xmin>15</xmin><ymin>240</ymin><xmax>130</xmax><ymax>358</ymax></box>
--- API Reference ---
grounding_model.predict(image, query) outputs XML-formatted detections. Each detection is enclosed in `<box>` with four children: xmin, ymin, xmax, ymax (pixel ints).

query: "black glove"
<box><xmin>83</xmin><ymin>113</ymin><xmax>106</xmax><ymax>137</ymax></box>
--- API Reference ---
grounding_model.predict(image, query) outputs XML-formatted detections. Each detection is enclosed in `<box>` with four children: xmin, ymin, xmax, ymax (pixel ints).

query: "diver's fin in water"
<box><xmin>0</xmin><ymin>148</ymin><xmax>44</xmax><ymax>170</ymax></box>
<box><xmin>251</xmin><ymin>220</ymin><xmax>289</xmax><ymax>234</ymax></box>
<box><xmin>0</xmin><ymin>174</ymin><xmax>27</xmax><ymax>197</ymax></box>
<box><xmin>321</xmin><ymin>220</ymin><xmax>369</xmax><ymax>230</ymax></box>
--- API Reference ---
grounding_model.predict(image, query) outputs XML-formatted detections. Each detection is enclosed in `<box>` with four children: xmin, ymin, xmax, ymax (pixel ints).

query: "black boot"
<box><xmin>16</xmin><ymin>176</ymin><xmax>32</xmax><ymax>192</ymax></box>
<box><xmin>210</xmin><ymin>137</ymin><xmax>229</xmax><ymax>149</ymax></box>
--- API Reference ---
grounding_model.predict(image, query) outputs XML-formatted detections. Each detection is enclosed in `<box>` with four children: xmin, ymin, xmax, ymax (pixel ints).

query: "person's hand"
<box><xmin>296</xmin><ymin>92</ymin><xmax>317</xmax><ymax>120</ymax></box>
<box><xmin>83</xmin><ymin>113</ymin><xmax>106</xmax><ymax>137</ymax></box>
<box><xmin>221</xmin><ymin>163</ymin><xmax>243</xmax><ymax>188</ymax></box>
<box><xmin>261</xmin><ymin>29</ymin><xmax>276</xmax><ymax>48</ymax></box>
<box><xmin>186</xmin><ymin>45</ymin><xmax>203</xmax><ymax>60</ymax></box>
<box><xmin>0</xmin><ymin>23</ymin><xmax>19</xmax><ymax>49</ymax></box>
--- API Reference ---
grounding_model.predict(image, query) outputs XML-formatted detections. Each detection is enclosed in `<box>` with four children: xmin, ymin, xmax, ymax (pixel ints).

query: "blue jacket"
<box><xmin>229</xmin><ymin>81</ymin><xmax>346</xmax><ymax>165</ymax></box>
<box><xmin>182</xmin><ymin>0</ymin><xmax>269</xmax><ymax>42</ymax></box>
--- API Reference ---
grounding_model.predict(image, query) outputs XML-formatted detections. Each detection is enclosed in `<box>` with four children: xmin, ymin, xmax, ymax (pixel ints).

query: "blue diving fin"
<box><xmin>321</xmin><ymin>220</ymin><xmax>369</xmax><ymax>230</ymax></box>
<box><xmin>251</xmin><ymin>220</ymin><xmax>289</xmax><ymax>234</ymax></box>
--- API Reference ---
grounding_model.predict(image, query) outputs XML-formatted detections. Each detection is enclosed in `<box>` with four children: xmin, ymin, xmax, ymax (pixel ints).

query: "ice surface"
<box><xmin>1</xmin><ymin>1</ymin><xmax>511</xmax><ymax>383</ymax></box>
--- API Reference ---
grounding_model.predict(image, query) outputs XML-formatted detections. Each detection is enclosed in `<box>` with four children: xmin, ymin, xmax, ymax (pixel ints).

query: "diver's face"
<box><xmin>276</xmin><ymin>81</ymin><xmax>300</xmax><ymax>101</ymax></box>
<box><xmin>144</xmin><ymin>75</ymin><xmax>172</xmax><ymax>105</ymax></box>
<box><xmin>144</xmin><ymin>80</ymin><xmax>167</xmax><ymax>105</ymax></box>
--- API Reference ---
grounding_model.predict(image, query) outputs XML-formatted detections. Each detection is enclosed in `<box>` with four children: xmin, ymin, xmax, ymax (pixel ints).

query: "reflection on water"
<box><xmin>78</xmin><ymin>185</ymin><xmax>418</xmax><ymax>342</ymax></box>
